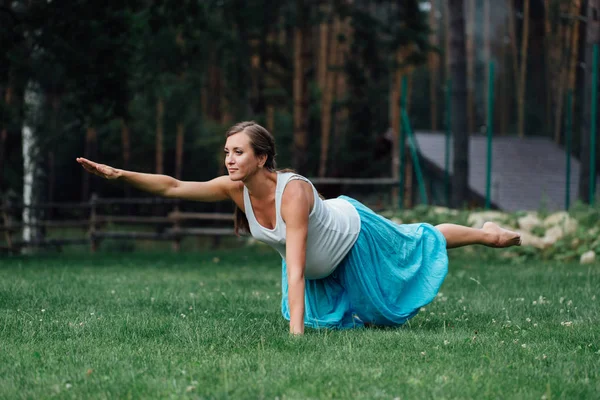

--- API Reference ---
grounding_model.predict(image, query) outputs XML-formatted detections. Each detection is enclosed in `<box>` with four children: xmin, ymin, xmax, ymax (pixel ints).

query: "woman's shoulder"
<box><xmin>216</xmin><ymin>176</ymin><xmax>244</xmax><ymax>197</ymax></box>
<box><xmin>277</xmin><ymin>170</ymin><xmax>311</xmax><ymax>184</ymax></box>
<box><xmin>279</xmin><ymin>172</ymin><xmax>317</xmax><ymax>213</ymax></box>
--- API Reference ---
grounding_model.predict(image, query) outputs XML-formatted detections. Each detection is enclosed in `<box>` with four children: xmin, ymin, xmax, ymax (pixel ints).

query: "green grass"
<box><xmin>1</xmin><ymin>249</ymin><xmax>599</xmax><ymax>399</ymax></box>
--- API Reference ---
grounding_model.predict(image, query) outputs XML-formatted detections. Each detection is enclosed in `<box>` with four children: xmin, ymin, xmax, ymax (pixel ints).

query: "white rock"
<box><xmin>542</xmin><ymin>212</ymin><xmax>578</xmax><ymax>238</ymax></box>
<box><xmin>580</xmin><ymin>251</ymin><xmax>596</xmax><ymax>264</ymax></box>
<box><xmin>563</xmin><ymin>218</ymin><xmax>578</xmax><ymax>234</ymax></box>
<box><xmin>543</xmin><ymin>212</ymin><xmax>569</xmax><ymax>227</ymax></box>
<box><xmin>467</xmin><ymin>215</ymin><xmax>485</xmax><ymax>229</ymax></box>
<box><xmin>519</xmin><ymin>232</ymin><xmax>546</xmax><ymax>249</ymax></box>
<box><xmin>543</xmin><ymin>226</ymin><xmax>565</xmax><ymax>245</ymax></box>
<box><xmin>518</xmin><ymin>213</ymin><xmax>541</xmax><ymax>232</ymax></box>
<box><xmin>391</xmin><ymin>217</ymin><xmax>403</xmax><ymax>225</ymax></box>
<box><xmin>467</xmin><ymin>211</ymin><xmax>507</xmax><ymax>228</ymax></box>
<box><xmin>431</xmin><ymin>206</ymin><xmax>458</xmax><ymax>216</ymax></box>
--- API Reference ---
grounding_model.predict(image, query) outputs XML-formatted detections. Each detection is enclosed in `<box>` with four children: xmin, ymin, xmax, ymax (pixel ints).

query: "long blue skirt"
<box><xmin>281</xmin><ymin>196</ymin><xmax>449</xmax><ymax>329</ymax></box>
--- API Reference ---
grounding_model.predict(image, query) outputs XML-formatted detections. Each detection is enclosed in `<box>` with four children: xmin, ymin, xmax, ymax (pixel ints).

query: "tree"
<box><xmin>0</xmin><ymin>0</ymin><xmax>436</xmax><ymax>206</ymax></box>
<box><xmin>517</xmin><ymin>0</ymin><xmax>530</xmax><ymax>138</ymax></box>
<box><xmin>578</xmin><ymin>0</ymin><xmax>600</xmax><ymax>203</ymax></box>
<box><xmin>318</xmin><ymin>3</ymin><xmax>340</xmax><ymax>178</ymax></box>
<box><xmin>428</xmin><ymin>0</ymin><xmax>440</xmax><ymax>131</ymax></box>
<box><xmin>21</xmin><ymin>82</ymin><xmax>44</xmax><ymax>249</ymax></box>
<box><xmin>465</xmin><ymin>0</ymin><xmax>476</xmax><ymax>135</ymax></box>
<box><xmin>448</xmin><ymin>0</ymin><xmax>469</xmax><ymax>208</ymax></box>
<box><xmin>293</xmin><ymin>0</ymin><xmax>311</xmax><ymax>174</ymax></box>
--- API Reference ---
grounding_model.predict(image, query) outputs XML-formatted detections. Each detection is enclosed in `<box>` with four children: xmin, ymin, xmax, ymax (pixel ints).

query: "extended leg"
<box><xmin>435</xmin><ymin>221</ymin><xmax>521</xmax><ymax>249</ymax></box>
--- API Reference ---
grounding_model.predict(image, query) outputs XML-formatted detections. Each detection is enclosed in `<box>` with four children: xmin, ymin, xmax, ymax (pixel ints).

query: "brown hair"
<box><xmin>225</xmin><ymin>121</ymin><xmax>278</xmax><ymax>236</ymax></box>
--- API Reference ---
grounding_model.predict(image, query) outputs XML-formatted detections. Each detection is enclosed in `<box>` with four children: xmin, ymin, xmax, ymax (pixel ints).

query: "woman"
<box><xmin>77</xmin><ymin>121</ymin><xmax>521</xmax><ymax>335</ymax></box>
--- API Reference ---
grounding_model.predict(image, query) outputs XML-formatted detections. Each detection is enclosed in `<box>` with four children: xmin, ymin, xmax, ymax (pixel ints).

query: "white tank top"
<box><xmin>243</xmin><ymin>172</ymin><xmax>361</xmax><ymax>279</ymax></box>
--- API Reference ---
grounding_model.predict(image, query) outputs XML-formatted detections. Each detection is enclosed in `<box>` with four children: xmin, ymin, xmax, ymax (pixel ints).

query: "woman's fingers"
<box><xmin>87</xmin><ymin>167</ymin><xmax>104</xmax><ymax>178</ymax></box>
<box><xmin>77</xmin><ymin>157</ymin><xmax>115</xmax><ymax>179</ymax></box>
<box><xmin>77</xmin><ymin>158</ymin><xmax>96</xmax><ymax>170</ymax></box>
<box><xmin>79</xmin><ymin>160</ymin><xmax>98</xmax><ymax>173</ymax></box>
<box><xmin>80</xmin><ymin>158</ymin><xmax>98</xmax><ymax>170</ymax></box>
<box><xmin>81</xmin><ymin>163</ymin><xmax>98</xmax><ymax>174</ymax></box>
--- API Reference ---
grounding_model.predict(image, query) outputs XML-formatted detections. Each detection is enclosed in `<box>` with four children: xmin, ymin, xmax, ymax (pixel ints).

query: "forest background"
<box><xmin>1</xmin><ymin>0</ymin><xmax>599</xmax><ymax>212</ymax></box>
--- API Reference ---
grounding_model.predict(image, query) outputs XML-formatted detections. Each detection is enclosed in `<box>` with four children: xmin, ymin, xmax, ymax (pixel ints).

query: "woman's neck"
<box><xmin>245</xmin><ymin>170</ymin><xmax>277</xmax><ymax>200</ymax></box>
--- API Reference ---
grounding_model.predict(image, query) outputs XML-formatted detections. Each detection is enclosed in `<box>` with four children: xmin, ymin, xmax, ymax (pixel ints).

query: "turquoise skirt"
<box><xmin>281</xmin><ymin>196</ymin><xmax>449</xmax><ymax>329</ymax></box>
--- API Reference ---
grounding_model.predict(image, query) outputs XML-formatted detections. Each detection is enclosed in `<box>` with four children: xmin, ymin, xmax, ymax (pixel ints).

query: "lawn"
<box><xmin>0</xmin><ymin>247</ymin><xmax>598</xmax><ymax>399</ymax></box>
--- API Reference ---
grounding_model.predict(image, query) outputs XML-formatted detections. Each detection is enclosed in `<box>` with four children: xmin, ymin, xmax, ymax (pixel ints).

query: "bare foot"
<box><xmin>482</xmin><ymin>221</ymin><xmax>521</xmax><ymax>248</ymax></box>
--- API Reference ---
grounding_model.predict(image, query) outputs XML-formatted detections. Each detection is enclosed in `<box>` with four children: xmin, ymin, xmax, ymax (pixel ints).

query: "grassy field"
<box><xmin>0</xmin><ymin>247</ymin><xmax>598</xmax><ymax>399</ymax></box>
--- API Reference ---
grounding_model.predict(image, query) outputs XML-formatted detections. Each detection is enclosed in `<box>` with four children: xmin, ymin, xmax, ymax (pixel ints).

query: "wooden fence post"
<box><xmin>172</xmin><ymin>203</ymin><xmax>181</xmax><ymax>252</ymax></box>
<box><xmin>89</xmin><ymin>193</ymin><xmax>98</xmax><ymax>253</ymax></box>
<box><xmin>2</xmin><ymin>195</ymin><xmax>14</xmax><ymax>253</ymax></box>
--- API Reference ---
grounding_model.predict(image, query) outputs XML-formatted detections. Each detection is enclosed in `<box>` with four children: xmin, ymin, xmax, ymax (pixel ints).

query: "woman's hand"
<box><xmin>77</xmin><ymin>157</ymin><xmax>122</xmax><ymax>180</ymax></box>
<box><xmin>290</xmin><ymin>325</ymin><xmax>304</xmax><ymax>336</ymax></box>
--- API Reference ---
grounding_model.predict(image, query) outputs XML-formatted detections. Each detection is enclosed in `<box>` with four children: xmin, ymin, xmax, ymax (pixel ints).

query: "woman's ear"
<box><xmin>258</xmin><ymin>154</ymin><xmax>267</xmax><ymax>168</ymax></box>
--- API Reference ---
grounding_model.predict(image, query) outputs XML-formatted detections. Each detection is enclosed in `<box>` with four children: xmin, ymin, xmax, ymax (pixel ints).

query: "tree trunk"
<box><xmin>500</xmin><ymin>13</ymin><xmax>509</xmax><ymax>135</ymax></box>
<box><xmin>544</xmin><ymin>0</ymin><xmax>554</xmax><ymax>136</ymax></box>
<box><xmin>248</xmin><ymin>34</ymin><xmax>265</xmax><ymax>115</ymax></box>
<box><xmin>390</xmin><ymin>50</ymin><xmax>402</xmax><ymax>187</ymax></box>
<box><xmin>449</xmin><ymin>0</ymin><xmax>469</xmax><ymax>208</ymax></box>
<box><xmin>293</xmin><ymin>0</ymin><xmax>309</xmax><ymax>174</ymax></box>
<box><xmin>200</xmin><ymin>77</ymin><xmax>208</xmax><ymax>118</ymax></box>
<box><xmin>81</xmin><ymin>126</ymin><xmax>97</xmax><ymax>201</ymax></box>
<box><xmin>293</xmin><ymin>25</ymin><xmax>305</xmax><ymax>171</ymax></box>
<box><xmin>391</xmin><ymin>46</ymin><xmax>415</xmax><ymax>205</ymax></box>
<box><xmin>465</xmin><ymin>0</ymin><xmax>476</xmax><ymax>135</ymax></box>
<box><xmin>0</xmin><ymin>127</ymin><xmax>6</xmax><ymax>189</ymax></box>
<box><xmin>568</xmin><ymin>0</ymin><xmax>582</xmax><ymax>121</ymax></box>
<box><xmin>250</xmin><ymin>36</ymin><xmax>261</xmax><ymax>113</ymax></box>
<box><xmin>507</xmin><ymin>0</ymin><xmax>519</xmax><ymax>125</ymax></box>
<box><xmin>265</xmin><ymin>30</ymin><xmax>276</xmax><ymax>134</ymax></box>
<box><xmin>0</xmin><ymin>85</ymin><xmax>12</xmax><ymax>188</ymax></box>
<box><xmin>517</xmin><ymin>0</ymin><xmax>530</xmax><ymax>138</ymax></box>
<box><xmin>319</xmin><ymin>16</ymin><xmax>340</xmax><ymax>177</ymax></box>
<box><xmin>47</xmin><ymin>150</ymin><xmax>54</xmax><ymax>199</ymax></box>
<box><xmin>121</xmin><ymin>118</ymin><xmax>131</xmax><ymax>197</ymax></box>
<box><xmin>429</xmin><ymin>0</ymin><xmax>439</xmax><ymax>131</ymax></box>
<box><xmin>22</xmin><ymin>81</ymin><xmax>44</xmax><ymax>250</ymax></box>
<box><xmin>444</xmin><ymin>0</ymin><xmax>451</xmax><ymax>82</ymax></box>
<box><xmin>317</xmin><ymin>2</ymin><xmax>330</xmax><ymax>93</ymax></box>
<box><xmin>175</xmin><ymin>123</ymin><xmax>184</xmax><ymax>180</ymax></box>
<box><xmin>175</xmin><ymin>30</ymin><xmax>186</xmax><ymax>181</ymax></box>
<box><xmin>331</xmin><ymin>13</ymin><xmax>351</xmax><ymax>170</ymax></box>
<box><xmin>156</xmin><ymin>97</ymin><xmax>164</xmax><ymax>174</ymax></box>
<box><xmin>578</xmin><ymin>0</ymin><xmax>600</xmax><ymax>202</ymax></box>
<box><xmin>266</xmin><ymin>105</ymin><xmax>275</xmax><ymax>133</ymax></box>
<box><xmin>553</xmin><ymin>0</ymin><xmax>580</xmax><ymax>143</ymax></box>
<box><xmin>483</xmin><ymin>0</ymin><xmax>491</xmax><ymax>123</ymax></box>
<box><xmin>47</xmin><ymin>94</ymin><xmax>60</xmax><ymax>220</ymax></box>
<box><xmin>404</xmin><ymin>71</ymin><xmax>415</xmax><ymax>209</ymax></box>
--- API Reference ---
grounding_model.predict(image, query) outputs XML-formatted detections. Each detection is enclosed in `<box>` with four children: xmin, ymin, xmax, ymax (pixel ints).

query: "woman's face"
<box><xmin>224</xmin><ymin>131</ymin><xmax>265</xmax><ymax>181</ymax></box>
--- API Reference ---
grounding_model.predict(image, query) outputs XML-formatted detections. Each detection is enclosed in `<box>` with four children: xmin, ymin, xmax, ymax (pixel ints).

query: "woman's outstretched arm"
<box><xmin>76</xmin><ymin>157</ymin><xmax>234</xmax><ymax>202</ymax></box>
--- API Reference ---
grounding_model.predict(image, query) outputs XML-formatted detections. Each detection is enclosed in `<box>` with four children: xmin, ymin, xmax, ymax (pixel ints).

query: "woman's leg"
<box><xmin>435</xmin><ymin>221</ymin><xmax>521</xmax><ymax>249</ymax></box>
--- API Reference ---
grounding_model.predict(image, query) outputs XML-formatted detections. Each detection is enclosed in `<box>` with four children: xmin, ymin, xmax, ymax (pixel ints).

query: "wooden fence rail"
<box><xmin>1</xmin><ymin>193</ymin><xmax>236</xmax><ymax>254</ymax></box>
<box><xmin>1</xmin><ymin>177</ymin><xmax>400</xmax><ymax>254</ymax></box>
